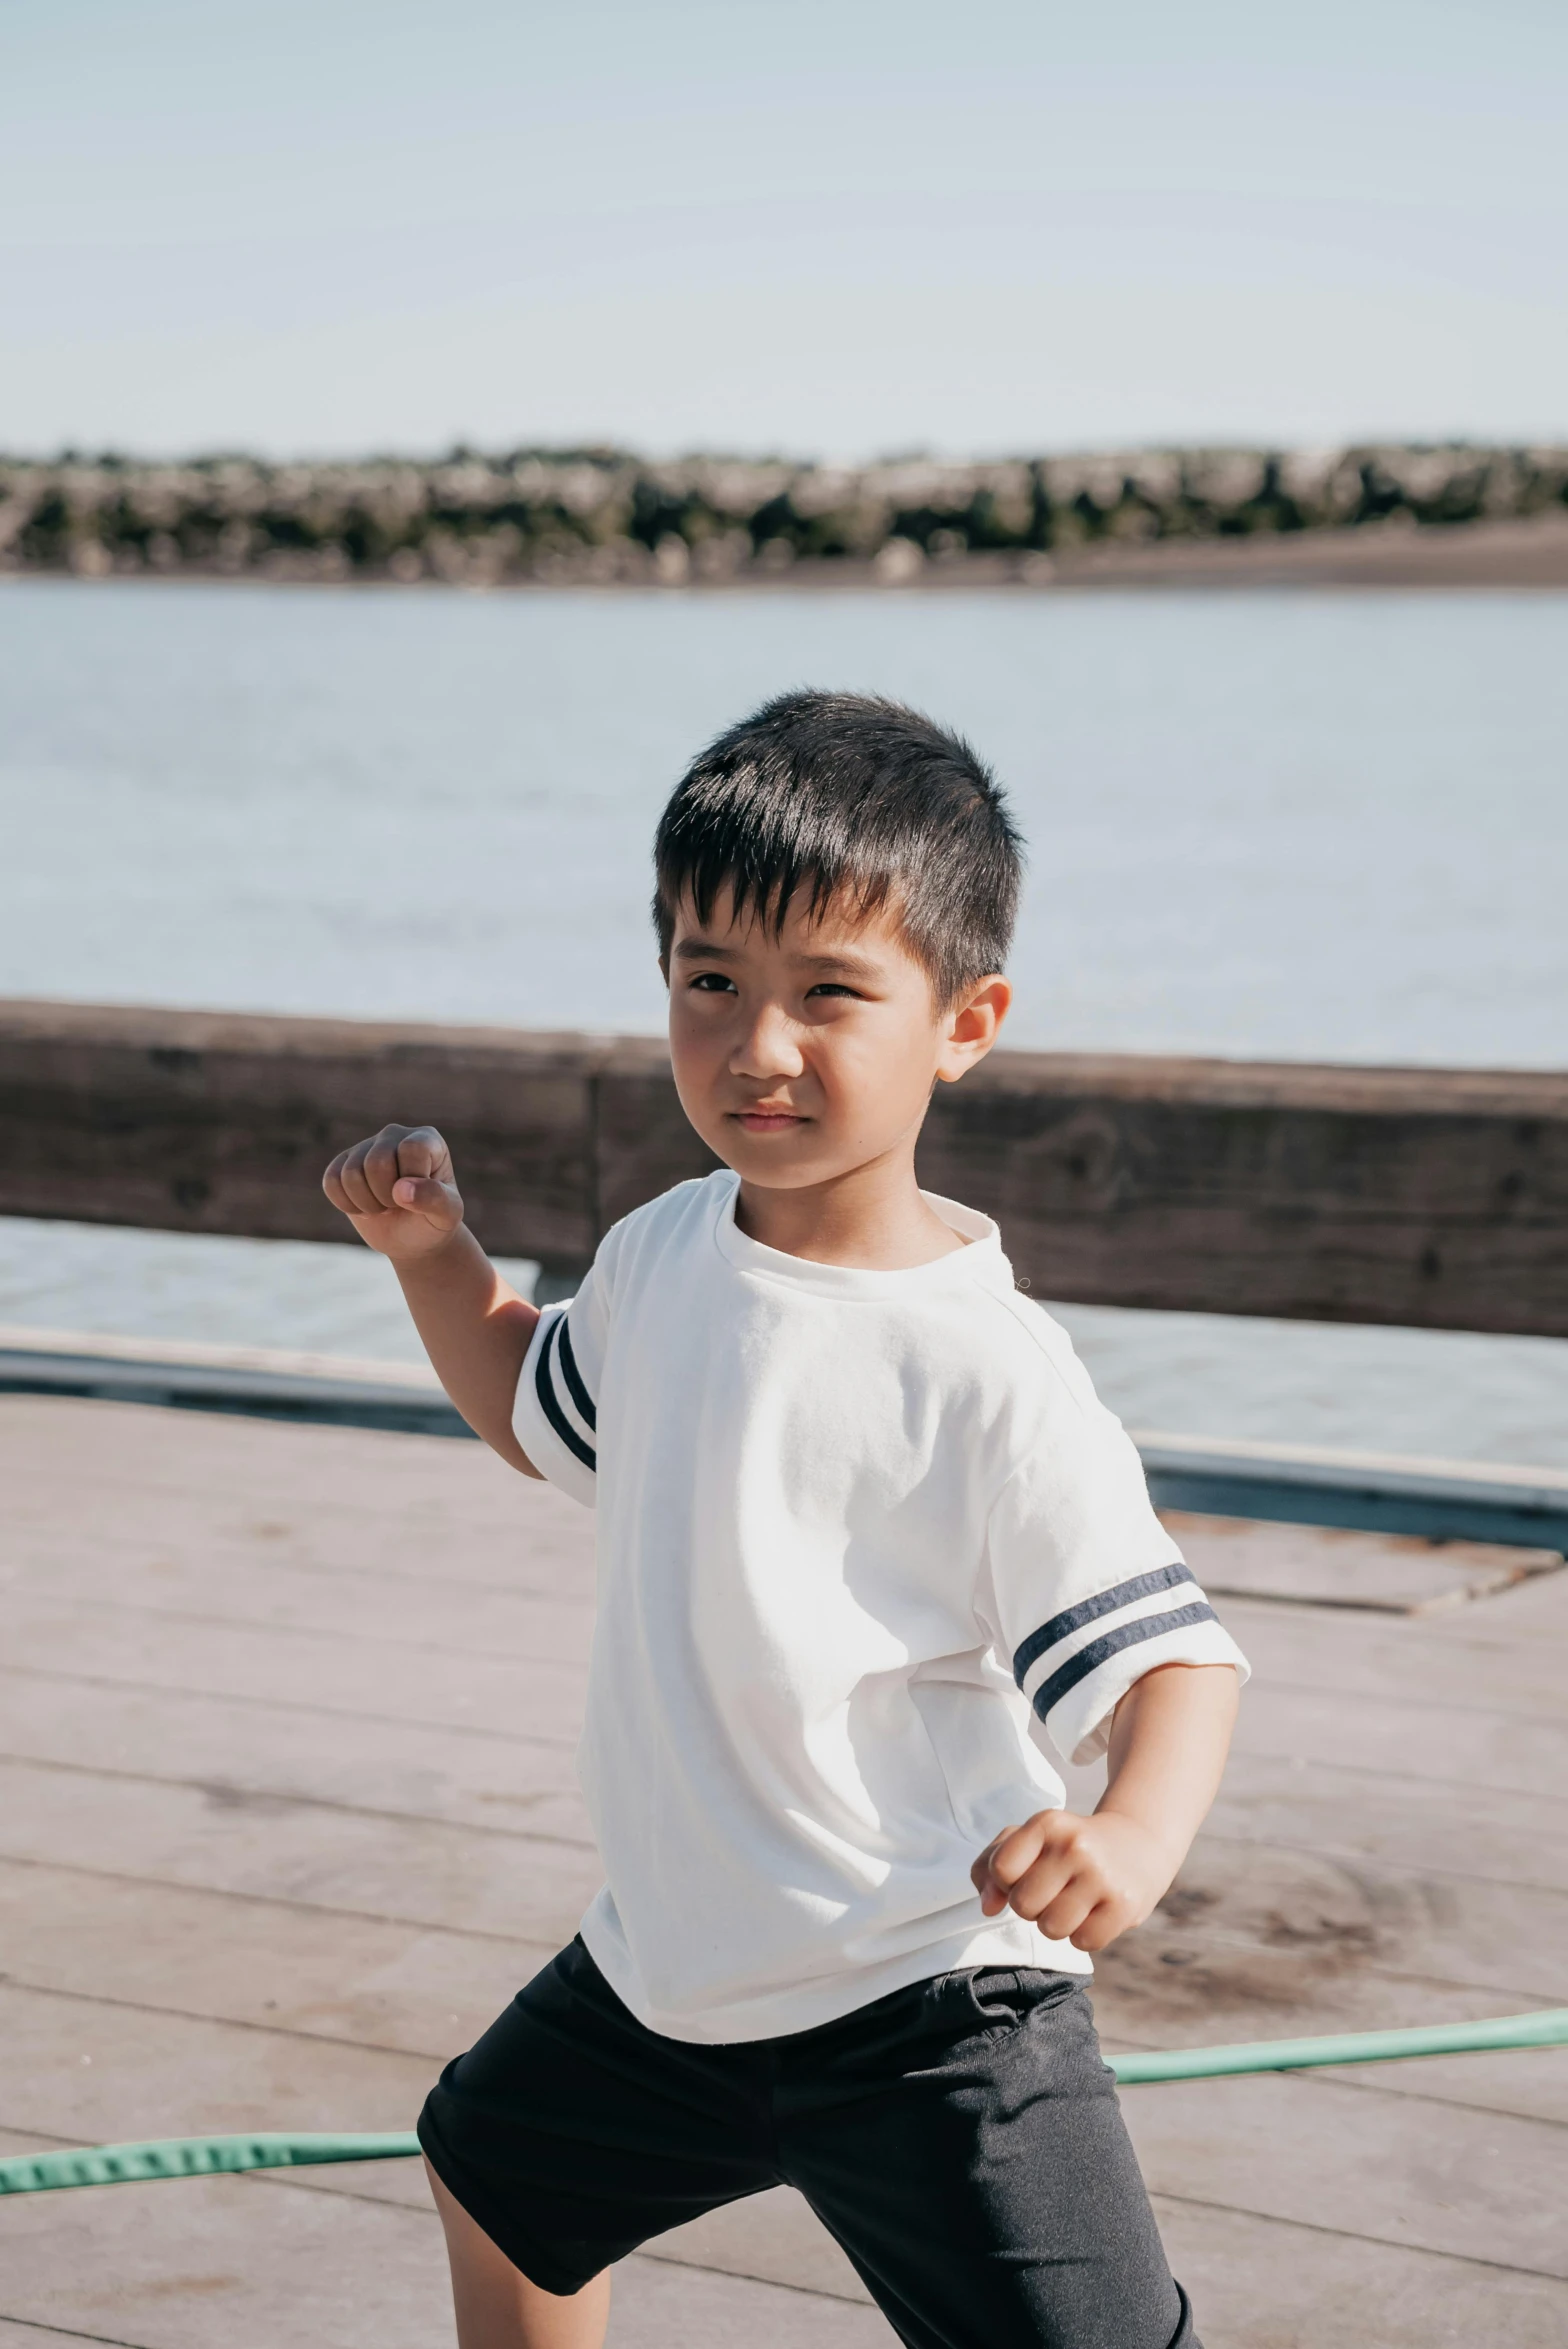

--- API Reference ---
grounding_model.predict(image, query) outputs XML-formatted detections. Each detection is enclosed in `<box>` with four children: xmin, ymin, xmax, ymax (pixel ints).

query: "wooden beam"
<box><xmin>0</xmin><ymin>1001</ymin><xmax>615</xmax><ymax>1273</ymax></box>
<box><xmin>917</xmin><ymin>1050</ymin><xmax>1568</xmax><ymax>1336</ymax></box>
<box><xmin>2</xmin><ymin>1000</ymin><xmax>1565</xmax><ymax>1334</ymax></box>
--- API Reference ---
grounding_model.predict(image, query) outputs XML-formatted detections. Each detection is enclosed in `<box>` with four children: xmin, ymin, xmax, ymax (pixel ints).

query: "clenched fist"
<box><xmin>322</xmin><ymin>1124</ymin><xmax>466</xmax><ymax>1261</ymax></box>
<box><xmin>970</xmin><ymin>1807</ymin><xmax>1175</xmax><ymax>1955</ymax></box>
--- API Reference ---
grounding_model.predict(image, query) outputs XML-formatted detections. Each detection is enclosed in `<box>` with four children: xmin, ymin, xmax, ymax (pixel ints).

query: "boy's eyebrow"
<box><xmin>671</xmin><ymin>937</ymin><xmax>887</xmax><ymax>979</ymax></box>
<box><xmin>794</xmin><ymin>949</ymin><xmax>883</xmax><ymax>980</ymax></box>
<box><xmin>671</xmin><ymin>937</ymin><xmax>739</xmax><ymax>961</ymax></box>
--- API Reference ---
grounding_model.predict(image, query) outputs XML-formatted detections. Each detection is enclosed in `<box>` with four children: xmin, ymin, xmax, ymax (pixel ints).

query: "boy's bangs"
<box><xmin>673</xmin><ymin>845</ymin><xmax>900</xmax><ymax>949</ymax></box>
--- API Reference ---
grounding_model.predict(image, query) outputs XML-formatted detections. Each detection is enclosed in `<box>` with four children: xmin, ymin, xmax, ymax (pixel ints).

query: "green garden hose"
<box><xmin>0</xmin><ymin>2131</ymin><xmax>421</xmax><ymax>2195</ymax></box>
<box><xmin>4</xmin><ymin>2007</ymin><xmax>1565</xmax><ymax>2197</ymax></box>
<box><xmin>1108</xmin><ymin>2004</ymin><xmax>1568</xmax><ymax>2085</ymax></box>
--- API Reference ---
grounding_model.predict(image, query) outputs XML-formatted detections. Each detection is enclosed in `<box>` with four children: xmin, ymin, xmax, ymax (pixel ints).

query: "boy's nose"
<box><xmin>729</xmin><ymin>1002</ymin><xmax>805</xmax><ymax>1082</ymax></box>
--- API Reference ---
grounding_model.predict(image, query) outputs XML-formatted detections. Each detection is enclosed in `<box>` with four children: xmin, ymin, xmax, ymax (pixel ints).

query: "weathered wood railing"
<box><xmin>3</xmin><ymin>998</ymin><xmax>1566</xmax><ymax>1337</ymax></box>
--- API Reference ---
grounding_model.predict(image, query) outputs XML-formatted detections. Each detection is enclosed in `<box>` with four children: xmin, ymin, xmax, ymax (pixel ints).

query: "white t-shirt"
<box><xmin>514</xmin><ymin>1169</ymin><xmax>1248</xmax><ymax>2044</ymax></box>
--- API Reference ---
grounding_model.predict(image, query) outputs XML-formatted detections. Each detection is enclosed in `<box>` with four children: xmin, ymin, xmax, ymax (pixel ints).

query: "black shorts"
<box><xmin>418</xmin><ymin>1938</ymin><xmax>1199</xmax><ymax>2349</ymax></box>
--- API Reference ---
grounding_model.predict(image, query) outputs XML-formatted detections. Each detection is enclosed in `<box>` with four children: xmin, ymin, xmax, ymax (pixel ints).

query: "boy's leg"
<box><xmin>428</xmin><ymin>2162</ymin><xmax>611</xmax><ymax>2349</ymax></box>
<box><xmin>780</xmin><ymin>1968</ymin><xmax>1198</xmax><ymax>2349</ymax></box>
<box><xmin>418</xmin><ymin>1940</ymin><xmax>777</xmax><ymax>2338</ymax></box>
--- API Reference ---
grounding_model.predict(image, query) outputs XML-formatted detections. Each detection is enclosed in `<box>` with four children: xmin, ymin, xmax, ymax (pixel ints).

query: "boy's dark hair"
<box><xmin>653</xmin><ymin>690</ymin><xmax>1023</xmax><ymax>1004</ymax></box>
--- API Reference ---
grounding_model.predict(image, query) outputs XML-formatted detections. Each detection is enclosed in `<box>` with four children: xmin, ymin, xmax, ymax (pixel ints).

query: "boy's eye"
<box><xmin>690</xmin><ymin>971</ymin><xmax>737</xmax><ymax>993</ymax></box>
<box><xmin>805</xmin><ymin>983</ymin><xmax>857</xmax><ymax>999</ymax></box>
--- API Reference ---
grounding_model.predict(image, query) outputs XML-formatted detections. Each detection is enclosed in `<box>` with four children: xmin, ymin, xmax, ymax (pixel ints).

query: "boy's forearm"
<box><xmin>393</xmin><ymin>1226</ymin><xmax>541</xmax><ymax>1473</ymax></box>
<box><xmin>1096</xmin><ymin>1661</ymin><xmax>1239</xmax><ymax>1871</ymax></box>
<box><xmin>973</xmin><ymin>1660</ymin><xmax>1238</xmax><ymax>1949</ymax></box>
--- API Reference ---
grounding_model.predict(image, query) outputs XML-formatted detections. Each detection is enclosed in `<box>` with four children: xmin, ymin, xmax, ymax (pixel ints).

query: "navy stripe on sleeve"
<box><xmin>555</xmin><ymin>1316</ymin><xmax>598</xmax><ymax>1431</ymax></box>
<box><xmin>534</xmin><ymin>1317</ymin><xmax>597</xmax><ymax>1472</ymax></box>
<box><xmin>1027</xmin><ymin>1601</ymin><xmax>1219</xmax><ymax>1726</ymax></box>
<box><xmin>1012</xmin><ymin>1561</ymin><xmax>1194</xmax><ymax>1690</ymax></box>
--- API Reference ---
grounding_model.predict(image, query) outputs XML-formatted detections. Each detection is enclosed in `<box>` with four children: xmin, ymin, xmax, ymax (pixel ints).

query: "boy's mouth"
<box><xmin>731</xmin><ymin>1107</ymin><xmax>808</xmax><ymax>1133</ymax></box>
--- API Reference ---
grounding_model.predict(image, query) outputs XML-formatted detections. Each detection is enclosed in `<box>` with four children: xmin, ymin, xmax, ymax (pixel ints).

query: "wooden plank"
<box><xmin>5</xmin><ymin>1000</ymin><xmax>1568</xmax><ymax>1331</ymax></box>
<box><xmin>1207</xmin><ymin>1752</ymin><xmax>1568</xmax><ymax>1895</ymax></box>
<box><xmin>1124</xmin><ymin>2069</ymin><xmax>1568</xmax><ymax>2278</ymax></box>
<box><xmin>5</xmin><ymin>1599</ymin><xmax>588</xmax><ymax>1747</ymax></box>
<box><xmin>0</xmin><ymin>2174</ymin><xmax>460</xmax><ymax>2349</ymax></box>
<box><xmin>642</xmin><ymin>2188</ymin><xmax>872</xmax><ymax>2304</ymax></box>
<box><xmin>0</xmin><ymin>2322</ymin><xmax>133</xmax><ymax>2347</ymax></box>
<box><xmin>0</xmin><ymin>1758</ymin><xmax>601</xmax><ymax>1944</ymax></box>
<box><xmin>0</xmin><ymin>1979</ymin><xmax>429</xmax><ymax>2143</ymax></box>
<box><xmin>1103</xmin><ymin>1816</ymin><xmax>1568</xmax><ymax>2009</ymax></box>
<box><xmin>0</xmin><ymin>1669</ymin><xmax>594</xmax><ymax>1844</ymax></box>
<box><xmin>0</xmin><ymin>1859</ymin><xmax>553</xmax><ymax>2065</ymax></box>
<box><xmin>1215</xmin><ymin>1588</ymin><xmax>1568</xmax><ymax>1711</ymax></box>
<box><xmin>0</xmin><ymin>2173</ymin><xmax>892</xmax><ymax>2349</ymax></box>
<box><xmin>1150</xmin><ymin>2195</ymin><xmax>1568</xmax><ymax>2349</ymax></box>
<box><xmin>916</xmin><ymin>1048</ymin><xmax>1568</xmax><ymax>1334</ymax></box>
<box><xmin>1167</xmin><ymin>1511</ymin><xmax>1564</xmax><ymax>1614</ymax></box>
<box><xmin>8</xmin><ymin>1549</ymin><xmax>598</xmax><ymax>1668</ymax></box>
<box><xmin>0</xmin><ymin>1392</ymin><xmax>589</xmax><ymax>1595</ymax></box>
<box><xmin>1228</xmin><ymin>1675</ymin><xmax>1568</xmax><ymax>1800</ymax></box>
<box><xmin>0</xmin><ymin>999</ymin><xmax>603</xmax><ymax>1272</ymax></box>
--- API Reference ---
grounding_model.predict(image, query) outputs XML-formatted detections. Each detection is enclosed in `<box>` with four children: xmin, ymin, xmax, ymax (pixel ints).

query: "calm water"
<box><xmin>2</xmin><ymin>578</ymin><xmax>1566</xmax><ymax>1462</ymax></box>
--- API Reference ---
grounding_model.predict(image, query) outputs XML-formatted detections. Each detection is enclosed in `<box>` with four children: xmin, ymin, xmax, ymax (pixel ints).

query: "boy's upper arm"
<box><xmin>986</xmin><ymin>1371</ymin><xmax>1249</xmax><ymax>1769</ymax></box>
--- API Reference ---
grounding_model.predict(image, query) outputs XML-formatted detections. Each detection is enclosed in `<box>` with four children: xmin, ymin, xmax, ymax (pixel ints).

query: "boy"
<box><xmin>323</xmin><ymin>691</ymin><xmax>1247</xmax><ymax>2349</ymax></box>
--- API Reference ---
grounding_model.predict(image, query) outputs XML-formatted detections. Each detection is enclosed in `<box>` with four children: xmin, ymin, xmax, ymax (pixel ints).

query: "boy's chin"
<box><xmin>718</xmin><ymin>1137</ymin><xmax>850</xmax><ymax>1190</ymax></box>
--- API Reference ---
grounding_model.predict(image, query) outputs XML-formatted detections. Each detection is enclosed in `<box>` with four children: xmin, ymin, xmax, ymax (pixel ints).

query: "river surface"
<box><xmin>2</xmin><ymin>578</ymin><xmax>1565</xmax><ymax>1463</ymax></box>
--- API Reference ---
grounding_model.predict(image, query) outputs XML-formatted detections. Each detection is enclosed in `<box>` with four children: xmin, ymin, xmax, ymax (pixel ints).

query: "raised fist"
<box><xmin>322</xmin><ymin>1124</ymin><xmax>465</xmax><ymax>1261</ymax></box>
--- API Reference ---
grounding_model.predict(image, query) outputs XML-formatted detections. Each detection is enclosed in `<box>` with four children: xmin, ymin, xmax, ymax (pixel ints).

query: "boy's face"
<box><xmin>666</xmin><ymin>884</ymin><xmax>1010</xmax><ymax>1192</ymax></box>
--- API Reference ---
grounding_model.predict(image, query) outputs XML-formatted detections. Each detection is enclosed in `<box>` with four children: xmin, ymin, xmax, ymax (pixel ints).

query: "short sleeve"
<box><xmin>985</xmin><ymin>1379</ymin><xmax>1249</xmax><ymax>1768</ymax></box>
<box><xmin>513</xmin><ymin>1261</ymin><xmax>607</xmax><ymax>1509</ymax></box>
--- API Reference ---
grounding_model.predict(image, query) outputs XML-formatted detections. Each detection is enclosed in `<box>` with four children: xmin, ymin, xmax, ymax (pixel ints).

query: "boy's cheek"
<box><xmin>668</xmin><ymin>1032</ymin><xmax>724</xmax><ymax>1112</ymax></box>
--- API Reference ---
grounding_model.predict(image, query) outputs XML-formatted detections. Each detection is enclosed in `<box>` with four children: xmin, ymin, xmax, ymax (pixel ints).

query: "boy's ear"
<box><xmin>935</xmin><ymin>975</ymin><xmax>1011</xmax><ymax>1084</ymax></box>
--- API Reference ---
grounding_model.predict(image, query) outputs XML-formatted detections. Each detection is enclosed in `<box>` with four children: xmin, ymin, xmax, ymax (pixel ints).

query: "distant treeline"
<box><xmin>2</xmin><ymin>443</ymin><xmax>1565</xmax><ymax>587</ymax></box>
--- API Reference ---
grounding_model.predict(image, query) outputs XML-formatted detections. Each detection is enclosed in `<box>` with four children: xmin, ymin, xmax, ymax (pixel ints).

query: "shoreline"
<box><xmin>8</xmin><ymin>441</ymin><xmax>1568</xmax><ymax>597</ymax></box>
<box><xmin>7</xmin><ymin>514</ymin><xmax>1568</xmax><ymax>595</ymax></box>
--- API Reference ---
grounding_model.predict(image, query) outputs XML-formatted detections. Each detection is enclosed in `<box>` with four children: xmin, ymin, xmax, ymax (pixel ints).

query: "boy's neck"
<box><xmin>732</xmin><ymin>1147</ymin><xmax>967</xmax><ymax>1271</ymax></box>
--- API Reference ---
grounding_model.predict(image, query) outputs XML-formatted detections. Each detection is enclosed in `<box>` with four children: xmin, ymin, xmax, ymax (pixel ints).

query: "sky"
<box><xmin>3</xmin><ymin>0</ymin><xmax>1566</xmax><ymax>461</ymax></box>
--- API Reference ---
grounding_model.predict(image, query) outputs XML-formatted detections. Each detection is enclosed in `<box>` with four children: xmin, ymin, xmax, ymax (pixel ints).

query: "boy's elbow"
<box><xmin>482</xmin><ymin>1423</ymin><xmax>542</xmax><ymax>1477</ymax></box>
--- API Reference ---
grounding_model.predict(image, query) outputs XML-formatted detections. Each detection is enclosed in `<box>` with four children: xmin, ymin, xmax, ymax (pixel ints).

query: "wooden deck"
<box><xmin>3</xmin><ymin>1391</ymin><xmax>1567</xmax><ymax>2346</ymax></box>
